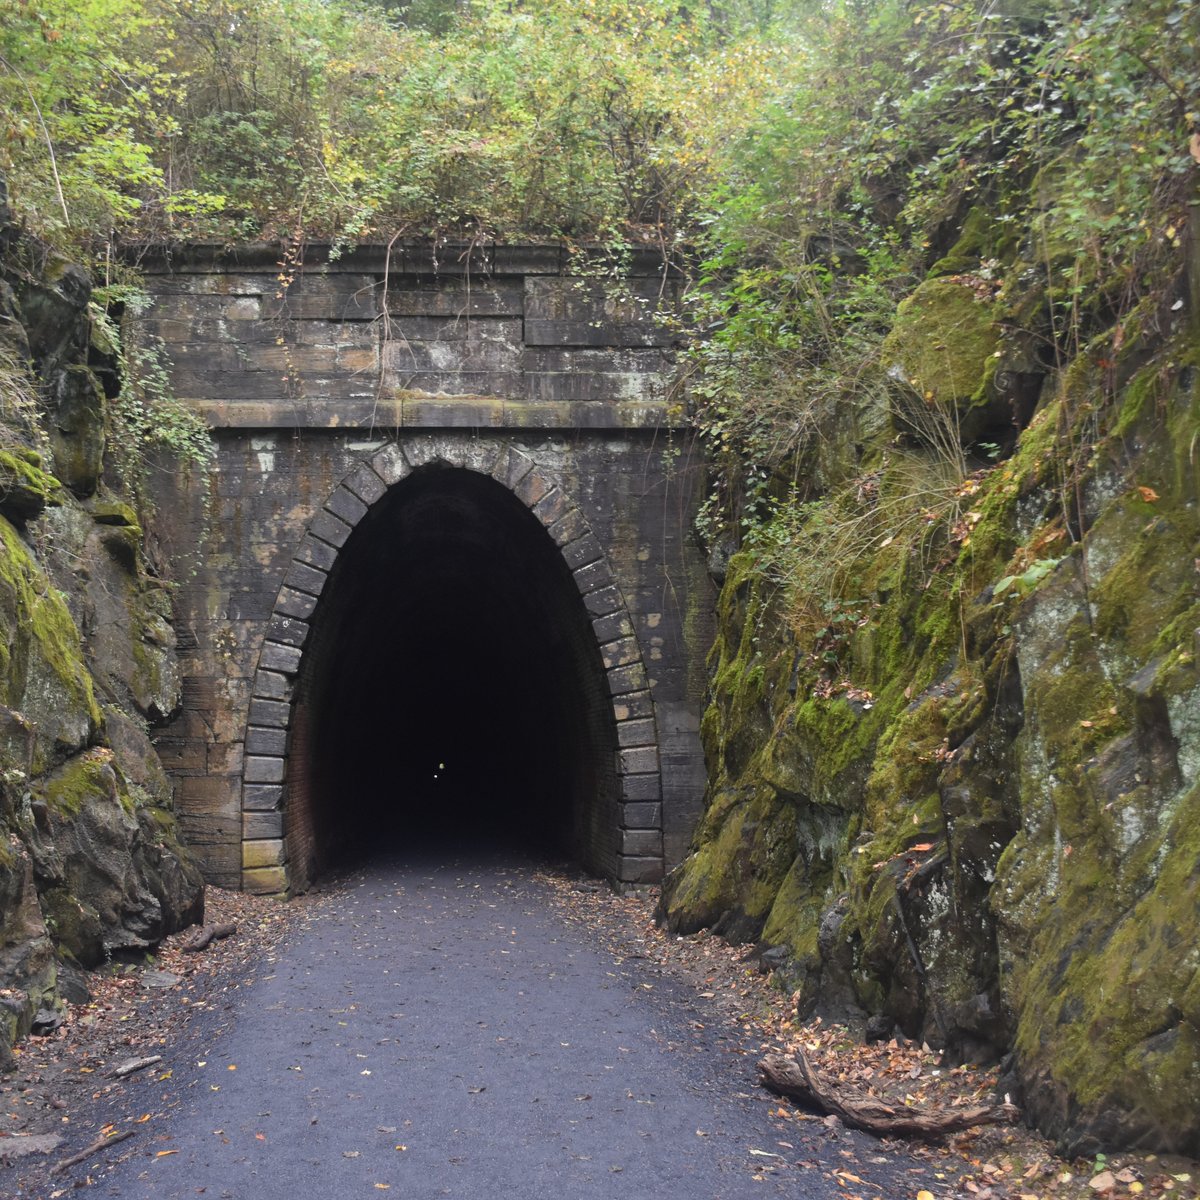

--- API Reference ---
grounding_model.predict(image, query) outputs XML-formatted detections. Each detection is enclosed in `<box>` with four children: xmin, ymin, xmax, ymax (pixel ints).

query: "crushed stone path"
<box><xmin>18</xmin><ymin>854</ymin><xmax>934</xmax><ymax>1198</ymax></box>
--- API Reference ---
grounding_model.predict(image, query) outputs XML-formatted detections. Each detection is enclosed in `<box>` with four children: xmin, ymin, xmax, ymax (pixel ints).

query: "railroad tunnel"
<box><xmin>282</xmin><ymin>465</ymin><xmax>622</xmax><ymax>888</ymax></box>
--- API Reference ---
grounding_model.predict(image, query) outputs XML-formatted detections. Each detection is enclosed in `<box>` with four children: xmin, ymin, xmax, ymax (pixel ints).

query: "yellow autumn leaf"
<box><xmin>918</xmin><ymin>1191</ymin><xmax>936</xmax><ymax>1200</ymax></box>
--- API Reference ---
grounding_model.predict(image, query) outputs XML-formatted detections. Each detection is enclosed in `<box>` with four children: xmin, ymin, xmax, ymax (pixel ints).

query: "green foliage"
<box><xmin>0</xmin><ymin>0</ymin><xmax>792</xmax><ymax>252</ymax></box>
<box><xmin>993</xmin><ymin>556</ymin><xmax>1063</xmax><ymax>599</ymax></box>
<box><xmin>684</xmin><ymin>0</ymin><xmax>1197</xmax><ymax>570</ymax></box>
<box><xmin>90</xmin><ymin>287</ymin><xmax>215</xmax><ymax>499</ymax></box>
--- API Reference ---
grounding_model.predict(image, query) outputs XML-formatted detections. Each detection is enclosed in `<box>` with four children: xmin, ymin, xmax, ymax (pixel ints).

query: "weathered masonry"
<box><xmin>136</xmin><ymin>242</ymin><xmax>714</xmax><ymax>894</ymax></box>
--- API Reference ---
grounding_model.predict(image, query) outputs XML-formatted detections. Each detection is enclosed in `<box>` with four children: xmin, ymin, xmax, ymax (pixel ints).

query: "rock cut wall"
<box><xmin>662</xmin><ymin>214</ymin><xmax>1200</xmax><ymax>1155</ymax></box>
<box><xmin>0</xmin><ymin>179</ymin><xmax>203</xmax><ymax>1063</ymax></box>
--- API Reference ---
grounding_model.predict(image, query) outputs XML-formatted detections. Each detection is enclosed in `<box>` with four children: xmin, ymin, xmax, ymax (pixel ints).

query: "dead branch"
<box><xmin>109</xmin><ymin>1054</ymin><xmax>162</xmax><ymax>1079</ymax></box>
<box><xmin>50</xmin><ymin>1129</ymin><xmax>134</xmax><ymax>1176</ymax></box>
<box><xmin>180</xmin><ymin>921</ymin><xmax>238</xmax><ymax>953</ymax></box>
<box><xmin>759</xmin><ymin>1050</ymin><xmax>1019</xmax><ymax>1139</ymax></box>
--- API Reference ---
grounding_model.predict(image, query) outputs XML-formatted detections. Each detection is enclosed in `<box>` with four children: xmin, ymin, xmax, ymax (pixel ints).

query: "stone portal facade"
<box><xmin>136</xmin><ymin>241</ymin><xmax>714</xmax><ymax>892</ymax></box>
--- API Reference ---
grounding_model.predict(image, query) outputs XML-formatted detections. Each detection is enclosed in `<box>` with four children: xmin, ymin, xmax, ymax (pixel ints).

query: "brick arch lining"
<box><xmin>239</xmin><ymin>438</ymin><xmax>664</xmax><ymax>893</ymax></box>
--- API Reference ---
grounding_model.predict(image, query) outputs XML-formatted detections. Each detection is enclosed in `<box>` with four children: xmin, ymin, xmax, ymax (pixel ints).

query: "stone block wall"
<box><xmin>137</xmin><ymin>242</ymin><xmax>715</xmax><ymax>891</ymax></box>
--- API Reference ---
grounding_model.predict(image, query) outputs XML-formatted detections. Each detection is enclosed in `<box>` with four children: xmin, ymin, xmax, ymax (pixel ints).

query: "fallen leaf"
<box><xmin>1089</xmin><ymin>1169</ymin><xmax>1116</xmax><ymax>1192</ymax></box>
<box><xmin>155</xmin><ymin>1150</ymin><xmax>178</xmax><ymax>1158</ymax></box>
<box><xmin>917</xmin><ymin>1192</ymin><xmax>936</xmax><ymax>1200</ymax></box>
<box><xmin>1138</xmin><ymin>486</ymin><xmax>1160</xmax><ymax>503</ymax></box>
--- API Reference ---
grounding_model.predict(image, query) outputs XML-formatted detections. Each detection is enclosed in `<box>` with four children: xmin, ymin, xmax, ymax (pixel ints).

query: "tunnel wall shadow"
<box><xmin>249</xmin><ymin>448</ymin><xmax>664</xmax><ymax>891</ymax></box>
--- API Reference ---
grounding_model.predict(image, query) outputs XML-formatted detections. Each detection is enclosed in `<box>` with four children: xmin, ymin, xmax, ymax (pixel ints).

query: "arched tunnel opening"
<box><xmin>283</xmin><ymin>465</ymin><xmax>621</xmax><ymax>888</ymax></box>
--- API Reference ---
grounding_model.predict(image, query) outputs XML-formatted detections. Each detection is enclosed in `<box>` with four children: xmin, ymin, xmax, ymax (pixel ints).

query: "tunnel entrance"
<box><xmin>283</xmin><ymin>465</ymin><xmax>621</xmax><ymax>887</ymax></box>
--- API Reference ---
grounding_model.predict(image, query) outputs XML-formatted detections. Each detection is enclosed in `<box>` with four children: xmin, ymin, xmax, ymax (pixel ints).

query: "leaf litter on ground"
<box><xmin>535</xmin><ymin>868</ymin><xmax>1200</xmax><ymax>1200</ymax></box>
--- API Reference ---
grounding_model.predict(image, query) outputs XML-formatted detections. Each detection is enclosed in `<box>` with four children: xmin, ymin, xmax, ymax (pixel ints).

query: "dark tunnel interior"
<box><xmin>284</xmin><ymin>465</ymin><xmax>620</xmax><ymax>887</ymax></box>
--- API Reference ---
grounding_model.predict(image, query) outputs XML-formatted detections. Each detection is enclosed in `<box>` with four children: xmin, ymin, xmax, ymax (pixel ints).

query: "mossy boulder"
<box><xmin>881</xmin><ymin>278</ymin><xmax>1004</xmax><ymax>445</ymax></box>
<box><xmin>0</xmin><ymin>449</ymin><xmax>61</xmax><ymax>522</ymax></box>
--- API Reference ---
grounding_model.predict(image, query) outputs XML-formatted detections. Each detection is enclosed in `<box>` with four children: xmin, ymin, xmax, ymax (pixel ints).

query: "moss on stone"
<box><xmin>39</xmin><ymin>748</ymin><xmax>122</xmax><ymax>818</ymax></box>
<box><xmin>880</xmin><ymin>278</ymin><xmax>1003</xmax><ymax>444</ymax></box>
<box><xmin>661</xmin><ymin>782</ymin><xmax>798</xmax><ymax>937</ymax></box>
<box><xmin>930</xmin><ymin>207</ymin><xmax>1001</xmax><ymax>277</ymax></box>
<box><xmin>0</xmin><ymin>448</ymin><xmax>62</xmax><ymax>521</ymax></box>
<box><xmin>0</xmin><ymin>516</ymin><xmax>101</xmax><ymax>768</ymax></box>
<box><xmin>88</xmin><ymin>500</ymin><xmax>141</xmax><ymax>530</ymax></box>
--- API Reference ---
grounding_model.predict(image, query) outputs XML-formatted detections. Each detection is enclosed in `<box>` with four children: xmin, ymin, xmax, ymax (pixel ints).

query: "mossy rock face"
<box><xmin>40</xmin><ymin>886</ymin><xmax>104</xmax><ymax>966</ymax></box>
<box><xmin>0</xmin><ymin>516</ymin><xmax>101</xmax><ymax>774</ymax></box>
<box><xmin>990</xmin><ymin>433</ymin><xmax>1200</xmax><ymax>1154</ymax></box>
<box><xmin>0</xmin><ymin>838</ymin><xmax>56</xmax><ymax>1055</ymax></box>
<box><xmin>14</xmin><ymin>256</ymin><xmax>91</xmax><ymax>377</ymax></box>
<box><xmin>675</xmin><ymin>284</ymin><xmax>1200</xmax><ymax>1152</ymax></box>
<box><xmin>47</xmin><ymin>366</ymin><xmax>105</xmax><ymax>498</ymax></box>
<box><xmin>0</xmin><ymin>214</ymin><xmax>202</xmax><ymax>1062</ymax></box>
<box><xmin>0</xmin><ymin>449</ymin><xmax>61</xmax><ymax>522</ymax></box>
<box><xmin>881</xmin><ymin>278</ymin><xmax>1004</xmax><ymax>445</ymax></box>
<box><xmin>24</xmin><ymin>749</ymin><xmax>203</xmax><ymax>966</ymax></box>
<box><xmin>659</xmin><ymin>784</ymin><xmax>797</xmax><ymax>940</ymax></box>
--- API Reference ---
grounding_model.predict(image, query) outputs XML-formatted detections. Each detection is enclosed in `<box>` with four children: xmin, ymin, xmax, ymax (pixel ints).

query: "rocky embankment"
<box><xmin>662</xmin><ymin>213</ymin><xmax>1200</xmax><ymax>1156</ymax></box>
<box><xmin>0</xmin><ymin>179</ymin><xmax>202</xmax><ymax>1063</ymax></box>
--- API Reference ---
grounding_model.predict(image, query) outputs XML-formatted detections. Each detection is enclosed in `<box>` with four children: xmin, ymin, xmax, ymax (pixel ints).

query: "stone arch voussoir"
<box><xmin>240</xmin><ymin>438</ymin><xmax>664</xmax><ymax>893</ymax></box>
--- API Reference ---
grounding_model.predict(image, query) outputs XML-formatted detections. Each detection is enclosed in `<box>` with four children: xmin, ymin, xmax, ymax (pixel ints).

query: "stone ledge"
<box><xmin>178</xmin><ymin>397</ymin><xmax>683</xmax><ymax>431</ymax></box>
<box><xmin>129</xmin><ymin>240</ymin><xmax>684</xmax><ymax>279</ymax></box>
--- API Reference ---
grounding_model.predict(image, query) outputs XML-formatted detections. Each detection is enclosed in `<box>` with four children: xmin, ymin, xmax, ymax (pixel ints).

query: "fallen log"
<box><xmin>180</xmin><ymin>921</ymin><xmax>238</xmax><ymax>953</ymax></box>
<box><xmin>758</xmin><ymin>1051</ymin><xmax>1020</xmax><ymax>1139</ymax></box>
<box><xmin>110</xmin><ymin>1054</ymin><xmax>162</xmax><ymax>1079</ymax></box>
<box><xmin>50</xmin><ymin>1129</ymin><xmax>134</xmax><ymax>1176</ymax></box>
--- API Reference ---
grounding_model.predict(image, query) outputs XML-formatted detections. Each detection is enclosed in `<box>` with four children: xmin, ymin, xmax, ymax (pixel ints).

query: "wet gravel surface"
<box><xmin>5</xmin><ymin>852</ymin><xmax>938</xmax><ymax>1199</ymax></box>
